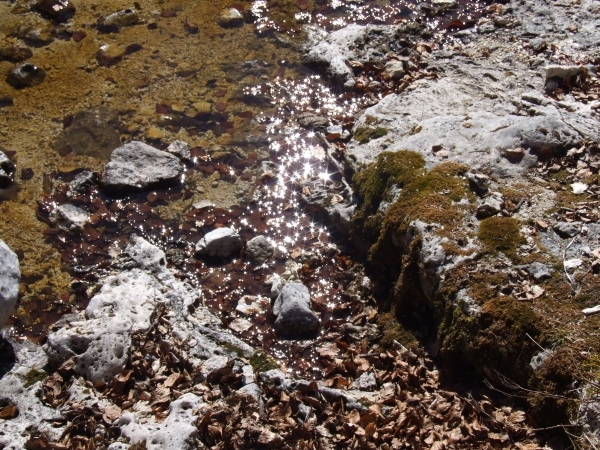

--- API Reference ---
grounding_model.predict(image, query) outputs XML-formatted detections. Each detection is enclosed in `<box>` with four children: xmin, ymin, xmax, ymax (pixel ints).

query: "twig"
<box><xmin>525</xmin><ymin>333</ymin><xmax>547</xmax><ymax>352</ymax></box>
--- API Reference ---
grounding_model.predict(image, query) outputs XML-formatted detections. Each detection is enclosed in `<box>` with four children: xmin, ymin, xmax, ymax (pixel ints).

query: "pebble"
<box><xmin>49</xmin><ymin>204</ymin><xmax>90</xmax><ymax>232</ymax></box>
<box><xmin>553</xmin><ymin>222</ymin><xmax>580</xmax><ymax>238</ymax></box>
<box><xmin>0</xmin><ymin>44</ymin><xmax>33</xmax><ymax>63</ymax></box>
<box><xmin>34</xmin><ymin>0</ymin><xmax>76</xmax><ymax>22</ymax></box>
<box><xmin>272</xmin><ymin>282</ymin><xmax>320</xmax><ymax>337</ymax></box>
<box><xmin>246</xmin><ymin>235</ymin><xmax>274</xmax><ymax>264</ymax></box>
<box><xmin>219</xmin><ymin>8</ymin><xmax>245</xmax><ymax>28</ymax></box>
<box><xmin>6</xmin><ymin>63</ymin><xmax>46</xmax><ymax>89</ymax></box>
<box><xmin>96</xmin><ymin>44</ymin><xmax>125</xmax><ymax>67</ymax></box>
<box><xmin>97</xmin><ymin>9</ymin><xmax>139</xmax><ymax>31</ymax></box>
<box><xmin>384</xmin><ymin>60</ymin><xmax>406</xmax><ymax>80</ymax></box>
<box><xmin>145</xmin><ymin>126</ymin><xmax>166</xmax><ymax>140</ymax></box>
<box><xmin>504</xmin><ymin>147</ymin><xmax>525</xmax><ymax>162</ymax></box>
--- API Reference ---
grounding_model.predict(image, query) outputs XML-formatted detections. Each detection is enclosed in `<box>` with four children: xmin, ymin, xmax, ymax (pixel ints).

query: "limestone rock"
<box><xmin>246</xmin><ymin>235</ymin><xmax>274</xmax><ymax>264</ymax></box>
<box><xmin>352</xmin><ymin>372</ymin><xmax>377</xmax><ymax>391</ymax></box>
<box><xmin>195</xmin><ymin>227</ymin><xmax>242</xmax><ymax>258</ymax></box>
<box><xmin>166</xmin><ymin>140</ymin><xmax>192</xmax><ymax>161</ymax></box>
<box><xmin>0</xmin><ymin>240</ymin><xmax>19</xmax><ymax>327</ymax></box>
<box><xmin>49</xmin><ymin>204</ymin><xmax>89</xmax><ymax>231</ymax></box>
<box><xmin>272</xmin><ymin>282</ymin><xmax>320</xmax><ymax>337</ymax></box>
<box><xmin>125</xmin><ymin>235</ymin><xmax>167</xmax><ymax>272</ymax></box>
<box><xmin>384</xmin><ymin>59</ymin><xmax>405</xmax><ymax>80</ymax></box>
<box><xmin>102</xmin><ymin>141</ymin><xmax>183</xmax><ymax>194</ymax></box>
<box><xmin>67</xmin><ymin>171</ymin><xmax>98</xmax><ymax>197</ymax></box>
<box><xmin>119</xmin><ymin>393</ymin><xmax>204</xmax><ymax>450</ymax></box>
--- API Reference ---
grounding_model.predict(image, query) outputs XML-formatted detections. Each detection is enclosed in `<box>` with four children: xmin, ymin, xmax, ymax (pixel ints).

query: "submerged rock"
<box><xmin>51</xmin><ymin>107</ymin><xmax>121</xmax><ymax>160</ymax></box>
<box><xmin>0</xmin><ymin>151</ymin><xmax>16</xmax><ymax>188</ymax></box>
<box><xmin>67</xmin><ymin>171</ymin><xmax>98</xmax><ymax>197</ymax></box>
<box><xmin>102</xmin><ymin>141</ymin><xmax>183</xmax><ymax>195</ymax></box>
<box><xmin>0</xmin><ymin>240</ymin><xmax>20</xmax><ymax>327</ymax></box>
<box><xmin>195</xmin><ymin>227</ymin><xmax>242</xmax><ymax>258</ymax></box>
<box><xmin>97</xmin><ymin>9</ymin><xmax>139</xmax><ymax>31</ymax></box>
<box><xmin>272</xmin><ymin>282</ymin><xmax>320</xmax><ymax>337</ymax></box>
<box><xmin>33</xmin><ymin>0</ymin><xmax>76</xmax><ymax>22</ymax></box>
<box><xmin>246</xmin><ymin>235</ymin><xmax>274</xmax><ymax>264</ymax></box>
<box><xmin>6</xmin><ymin>63</ymin><xmax>46</xmax><ymax>89</ymax></box>
<box><xmin>0</xmin><ymin>43</ymin><xmax>33</xmax><ymax>63</ymax></box>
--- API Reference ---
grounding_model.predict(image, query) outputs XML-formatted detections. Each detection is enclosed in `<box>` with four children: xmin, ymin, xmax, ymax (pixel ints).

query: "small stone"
<box><xmin>6</xmin><ymin>63</ymin><xmax>46</xmax><ymax>89</ymax></box>
<box><xmin>466</xmin><ymin>171</ymin><xmax>489</xmax><ymax>195</ymax></box>
<box><xmin>504</xmin><ymin>147</ymin><xmax>525</xmax><ymax>163</ymax></box>
<box><xmin>352</xmin><ymin>372</ymin><xmax>377</xmax><ymax>391</ymax></box>
<box><xmin>166</xmin><ymin>140</ymin><xmax>191</xmax><ymax>160</ymax></box>
<box><xmin>192</xmin><ymin>101</ymin><xmax>212</xmax><ymax>116</ymax></box>
<box><xmin>0</xmin><ymin>239</ymin><xmax>20</xmax><ymax>327</ymax></box>
<box><xmin>476</xmin><ymin>192</ymin><xmax>502</xmax><ymax>219</ymax></box>
<box><xmin>97</xmin><ymin>9</ymin><xmax>139</xmax><ymax>31</ymax></box>
<box><xmin>384</xmin><ymin>60</ymin><xmax>405</xmax><ymax>80</ymax></box>
<box><xmin>34</xmin><ymin>0</ymin><xmax>76</xmax><ymax>22</ymax></box>
<box><xmin>219</xmin><ymin>8</ymin><xmax>245</xmax><ymax>28</ymax></box>
<box><xmin>0</xmin><ymin>151</ymin><xmax>16</xmax><ymax>188</ymax></box>
<box><xmin>145</xmin><ymin>126</ymin><xmax>165</xmax><ymax>140</ymax></box>
<box><xmin>246</xmin><ymin>235</ymin><xmax>274</xmax><ymax>264</ymax></box>
<box><xmin>535</xmin><ymin>220</ymin><xmax>549</xmax><ymax>232</ymax></box>
<box><xmin>200</xmin><ymin>355</ymin><xmax>229</xmax><ymax>381</ymax></box>
<box><xmin>96</xmin><ymin>44</ymin><xmax>125</xmax><ymax>67</ymax></box>
<box><xmin>195</xmin><ymin>227</ymin><xmax>242</xmax><ymax>258</ymax></box>
<box><xmin>297</xmin><ymin>112</ymin><xmax>330</xmax><ymax>130</ymax></box>
<box><xmin>553</xmin><ymin>222</ymin><xmax>580</xmax><ymax>238</ymax></box>
<box><xmin>241</xmin><ymin>365</ymin><xmax>255</xmax><ymax>385</ymax></box>
<box><xmin>67</xmin><ymin>171</ymin><xmax>98</xmax><ymax>197</ymax></box>
<box><xmin>236</xmin><ymin>295</ymin><xmax>269</xmax><ymax>316</ymax></box>
<box><xmin>49</xmin><ymin>204</ymin><xmax>90</xmax><ymax>231</ymax></box>
<box><xmin>522</xmin><ymin>262</ymin><xmax>553</xmax><ymax>282</ymax></box>
<box><xmin>193</xmin><ymin>199</ymin><xmax>214</xmax><ymax>210</ymax></box>
<box><xmin>571</xmin><ymin>182</ymin><xmax>588</xmax><ymax>194</ymax></box>
<box><xmin>272</xmin><ymin>282</ymin><xmax>320</xmax><ymax>337</ymax></box>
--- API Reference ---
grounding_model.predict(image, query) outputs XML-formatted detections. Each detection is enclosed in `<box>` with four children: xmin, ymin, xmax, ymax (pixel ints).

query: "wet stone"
<box><xmin>97</xmin><ymin>9</ymin><xmax>139</xmax><ymax>32</ymax></box>
<box><xmin>96</xmin><ymin>44</ymin><xmax>126</xmax><ymax>67</ymax></box>
<box><xmin>0</xmin><ymin>151</ymin><xmax>16</xmax><ymax>188</ymax></box>
<box><xmin>33</xmin><ymin>0</ymin><xmax>76</xmax><ymax>22</ymax></box>
<box><xmin>51</xmin><ymin>108</ymin><xmax>121</xmax><ymax>160</ymax></box>
<box><xmin>246</xmin><ymin>235</ymin><xmax>274</xmax><ymax>264</ymax></box>
<box><xmin>195</xmin><ymin>227</ymin><xmax>242</xmax><ymax>258</ymax></box>
<box><xmin>6</xmin><ymin>63</ymin><xmax>46</xmax><ymax>89</ymax></box>
<box><xmin>219</xmin><ymin>8</ymin><xmax>245</xmax><ymax>28</ymax></box>
<box><xmin>272</xmin><ymin>282</ymin><xmax>320</xmax><ymax>338</ymax></box>
<box><xmin>166</xmin><ymin>140</ymin><xmax>192</xmax><ymax>161</ymax></box>
<box><xmin>102</xmin><ymin>141</ymin><xmax>183</xmax><ymax>194</ymax></box>
<box><xmin>67</xmin><ymin>171</ymin><xmax>99</xmax><ymax>198</ymax></box>
<box><xmin>49</xmin><ymin>204</ymin><xmax>90</xmax><ymax>232</ymax></box>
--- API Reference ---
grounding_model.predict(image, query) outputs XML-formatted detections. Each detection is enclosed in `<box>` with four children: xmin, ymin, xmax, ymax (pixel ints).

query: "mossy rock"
<box><xmin>353</xmin><ymin>126</ymin><xmax>389</xmax><ymax>144</ymax></box>
<box><xmin>250</xmin><ymin>350</ymin><xmax>277</xmax><ymax>373</ymax></box>
<box><xmin>478</xmin><ymin>216</ymin><xmax>526</xmax><ymax>260</ymax></box>
<box><xmin>24</xmin><ymin>368</ymin><xmax>46</xmax><ymax>388</ymax></box>
<box><xmin>377</xmin><ymin>311</ymin><xmax>419</xmax><ymax>350</ymax></box>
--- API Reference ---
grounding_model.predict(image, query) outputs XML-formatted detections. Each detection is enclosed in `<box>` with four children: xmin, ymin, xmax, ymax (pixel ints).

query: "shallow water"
<box><xmin>0</xmin><ymin>0</ymin><xmax>492</xmax><ymax>372</ymax></box>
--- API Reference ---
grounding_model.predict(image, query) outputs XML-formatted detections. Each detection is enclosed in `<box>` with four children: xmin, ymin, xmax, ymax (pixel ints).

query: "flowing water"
<box><xmin>0</xmin><ymin>0</ymin><xmax>494</xmax><ymax>374</ymax></box>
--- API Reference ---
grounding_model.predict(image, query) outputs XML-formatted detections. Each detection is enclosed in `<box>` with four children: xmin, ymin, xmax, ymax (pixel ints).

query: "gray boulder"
<box><xmin>246</xmin><ymin>235</ymin><xmax>274</xmax><ymax>264</ymax></box>
<box><xmin>195</xmin><ymin>227</ymin><xmax>242</xmax><ymax>258</ymax></box>
<box><xmin>0</xmin><ymin>240</ymin><xmax>19</xmax><ymax>327</ymax></box>
<box><xmin>102</xmin><ymin>141</ymin><xmax>183</xmax><ymax>194</ymax></box>
<box><xmin>272</xmin><ymin>282</ymin><xmax>320</xmax><ymax>337</ymax></box>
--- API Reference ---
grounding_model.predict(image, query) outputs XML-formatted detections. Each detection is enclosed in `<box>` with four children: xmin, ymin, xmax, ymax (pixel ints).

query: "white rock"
<box><xmin>166</xmin><ymin>140</ymin><xmax>191</xmax><ymax>160</ymax></box>
<box><xmin>119</xmin><ymin>393</ymin><xmax>204</xmax><ymax>450</ymax></box>
<box><xmin>0</xmin><ymin>239</ymin><xmax>19</xmax><ymax>327</ymax></box>
<box><xmin>219</xmin><ymin>8</ymin><xmax>244</xmax><ymax>28</ymax></box>
<box><xmin>384</xmin><ymin>60</ymin><xmax>405</xmax><ymax>80</ymax></box>
<box><xmin>200</xmin><ymin>355</ymin><xmax>229</xmax><ymax>380</ymax></box>
<box><xmin>571</xmin><ymin>182</ymin><xmax>588</xmax><ymax>194</ymax></box>
<box><xmin>49</xmin><ymin>204</ymin><xmax>90</xmax><ymax>231</ymax></box>
<box><xmin>564</xmin><ymin>258</ymin><xmax>583</xmax><ymax>271</ymax></box>
<box><xmin>125</xmin><ymin>235</ymin><xmax>167</xmax><ymax>272</ymax></box>
<box><xmin>582</xmin><ymin>305</ymin><xmax>600</xmax><ymax>316</ymax></box>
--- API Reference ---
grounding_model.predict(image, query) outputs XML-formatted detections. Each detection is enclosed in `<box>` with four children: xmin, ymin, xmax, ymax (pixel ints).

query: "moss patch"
<box><xmin>24</xmin><ymin>368</ymin><xmax>46</xmax><ymax>388</ymax></box>
<box><xmin>478</xmin><ymin>216</ymin><xmax>526</xmax><ymax>260</ymax></box>
<box><xmin>250</xmin><ymin>350</ymin><xmax>278</xmax><ymax>373</ymax></box>
<box><xmin>353</xmin><ymin>126</ymin><xmax>389</xmax><ymax>144</ymax></box>
<box><xmin>377</xmin><ymin>312</ymin><xmax>419</xmax><ymax>350</ymax></box>
<box><xmin>222</xmin><ymin>343</ymin><xmax>245</xmax><ymax>357</ymax></box>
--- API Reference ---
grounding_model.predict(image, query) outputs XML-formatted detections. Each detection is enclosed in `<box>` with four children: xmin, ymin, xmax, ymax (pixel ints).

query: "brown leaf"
<box><xmin>164</xmin><ymin>373</ymin><xmax>181</xmax><ymax>388</ymax></box>
<box><xmin>0</xmin><ymin>404</ymin><xmax>18</xmax><ymax>419</ymax></box>
<box><xmin>103</xmin><ymin>404</ymin><xmax>122</xmax><ymax>422</ymax></box>
<box><xmin>150</xmin><ymin>386</ymin><xmax>171</xmax><ymax>405</ymax></box>
<box><xmin>509</xmin><ymin>410</ymin><xmax>527</xmax><ymax>424</ymax></box>
<box><xmin>317</xmin><ymin>342</ymin><xmax>339</xmax><ymax>359</ymax></box>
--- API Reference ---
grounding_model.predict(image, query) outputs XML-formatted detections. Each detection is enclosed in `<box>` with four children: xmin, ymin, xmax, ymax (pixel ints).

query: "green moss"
<box><xmin>250</xmin><ymin>351</ymin><xmax>277</xmax><ymax>373</ymax></box>
<box><xmin>24</xmin><ymin>369</ymin><xmax>46</xmax><ymax>388</ymax></box>
<box><xmin>377</xmin><ymin>312</ymin><xmax>419</xmax><ymax>350</ymax></box>
<box><xmin>222</xmin><ymin>343</ymin><xmax>245</xmax><ymax>357</ymax></box>
<box><xmin>367</xmin><ymin>160</ymin><xmax>473</xmax><ymax>275</ymax></box>
<box><xmin>353</xmin><ymin>126</ymin><xmax>389</xmax><ymax>144</ymax></box>
<box><xmin>478</xmin><ymin>216</ymin><xmax>526</xmax><ymax>260</ymax></box>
